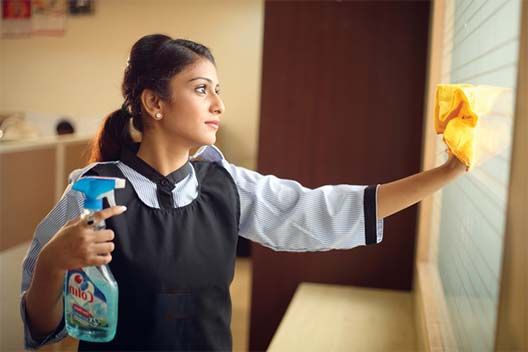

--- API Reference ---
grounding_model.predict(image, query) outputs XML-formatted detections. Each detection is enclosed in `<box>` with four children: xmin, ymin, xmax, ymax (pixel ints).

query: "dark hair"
<box><xmin>88</xmin><ymin>34</ymin><xmax>215</xmax><ymax>162</ymax></box>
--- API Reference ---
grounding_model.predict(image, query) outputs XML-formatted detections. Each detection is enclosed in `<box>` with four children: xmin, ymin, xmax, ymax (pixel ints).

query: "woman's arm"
<box><xmin>24</xmin><ymin>252</ymin><xmax>66</xmax><ymax>340</ymax></box>
<box><xmin>23</xmin><ymin>206</ymin><xmax>123</xmax><ymax>344</ymax></box>
<box><xmin>377</xmin><ymin>154</ymin><xmax>466</xmax><ymax>219</ymax></box>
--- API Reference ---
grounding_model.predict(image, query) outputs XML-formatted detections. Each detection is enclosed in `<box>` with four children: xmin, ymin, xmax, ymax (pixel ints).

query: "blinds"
<box><xmin>435</xmin><ymin>0</ymin><xmax>522</xmax><ymax>350</ymax></box>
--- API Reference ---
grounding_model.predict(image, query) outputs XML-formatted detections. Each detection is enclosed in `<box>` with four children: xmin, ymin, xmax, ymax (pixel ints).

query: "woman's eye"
<box><xmin>196</xmin><ymin>85</ymin><xmax>220</xmax><ymax>95</ymax></box>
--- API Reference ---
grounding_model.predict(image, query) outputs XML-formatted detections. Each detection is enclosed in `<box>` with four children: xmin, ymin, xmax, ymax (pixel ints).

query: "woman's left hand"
<box><xmin>443</xmin><ymin>152</ymin><xmax>467</xmax><ymax>175</ymax></box>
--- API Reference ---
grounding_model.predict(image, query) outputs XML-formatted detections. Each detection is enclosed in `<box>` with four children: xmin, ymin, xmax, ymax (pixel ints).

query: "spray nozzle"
<box><xmin>73</xmin><ymin>176</ymin><xmax>126</xmax><ymax>210</ymax></box>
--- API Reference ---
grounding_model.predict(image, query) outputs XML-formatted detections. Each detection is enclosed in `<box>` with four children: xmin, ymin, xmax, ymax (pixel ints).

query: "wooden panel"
<box><xmin>54</xmin><ymin>138</ymin><xmax>92</xmax><ymax>200</ymax></box>
<box><xmin>495</xmin><ymin>0</ymin><xmax>528</xmax><ymax>349</ymax></box>
<box><xmin>251</xmin><ymin>1</ymin><xmax>430</xmax><ymax>350</ymax></box>
<box><xmin>414</xmin><ymin>0</ymin><xmax>457</xmax><ymax>350</ymax></box>
<box><xmin>63</xmin><ymin>140</ymin><xmax>91</xmax><ymax>184</ymax></box>
<box><xmin>0</xmin><ymin>147</ymin><xmax>56</xmax><ymax>251</ymax></box>
<box><xmin>415</xmin><ymin>0</ymin><xmax>445</xmax><ymax>266</ymax></box>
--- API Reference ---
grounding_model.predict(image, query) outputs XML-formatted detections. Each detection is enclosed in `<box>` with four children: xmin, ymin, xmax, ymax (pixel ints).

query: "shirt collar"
<box><xmin>120</xmin><ymin>146</ymin><xmax>192</xmax><ymax>187</ymax></box>
<box><xmin>191</xmin><ymin>144</ymin><xmax>225</xmax><ymax>162</ymax></box>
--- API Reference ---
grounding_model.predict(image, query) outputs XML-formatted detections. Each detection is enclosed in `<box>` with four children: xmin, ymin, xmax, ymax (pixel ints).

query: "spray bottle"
<box><xmin>64</xmin><ymin>176</ymin><xmax>125</xmax><ymax>342</ymax></box>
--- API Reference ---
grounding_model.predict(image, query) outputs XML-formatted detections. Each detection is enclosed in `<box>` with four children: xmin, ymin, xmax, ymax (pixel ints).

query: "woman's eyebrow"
<box><xmin>188</xmin><ymin>77</ymin><xmax>220</xmax><ymax>87</ymax></box>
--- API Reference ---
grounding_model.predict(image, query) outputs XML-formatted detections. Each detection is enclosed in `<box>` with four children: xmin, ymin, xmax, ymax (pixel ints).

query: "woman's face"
<box><xmin>157</xmin><ymin>58</ymin><xmax>225</xmax><ymax>149</ymax></box>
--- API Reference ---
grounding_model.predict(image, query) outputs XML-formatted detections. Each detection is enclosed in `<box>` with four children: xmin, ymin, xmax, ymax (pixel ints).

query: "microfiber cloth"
<box><xmin>434</xmin><ymin>84</ymin><xmax>510</xmax><ymax>170</ymax></box>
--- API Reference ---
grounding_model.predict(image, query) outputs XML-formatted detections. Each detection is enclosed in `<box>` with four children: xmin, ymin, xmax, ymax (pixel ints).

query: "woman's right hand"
<box><xmin>40</xmin><ymin>205</ymin><xmax>127</xmax><ymax>273</ymax></box>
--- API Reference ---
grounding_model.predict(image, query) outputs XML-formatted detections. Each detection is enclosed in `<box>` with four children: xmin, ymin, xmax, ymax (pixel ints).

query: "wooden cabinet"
<box><xmin>0</xmin><ymin>136</ymin><xmax>91</xmax><ymax>251</ymax></box>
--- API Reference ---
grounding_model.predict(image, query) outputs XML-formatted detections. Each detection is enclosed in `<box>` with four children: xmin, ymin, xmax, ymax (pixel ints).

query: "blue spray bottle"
<box><xmin>64</xmin><ymin>176</ymin><xmax>125</xmax><ymax>342</ymax></box>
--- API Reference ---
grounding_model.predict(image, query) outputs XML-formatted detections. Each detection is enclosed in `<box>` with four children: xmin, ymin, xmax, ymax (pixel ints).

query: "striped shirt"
<box><xmin>20</xmin><ymin>144</ymin><xmax>384</xmax><ymax>349</ymax></box>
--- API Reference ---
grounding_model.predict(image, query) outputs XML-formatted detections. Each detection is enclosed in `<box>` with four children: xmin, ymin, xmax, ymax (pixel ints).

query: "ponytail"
<box><xmin>88</xmin><ymin>105</ymin><xmax>136</xmax><ymax>163</ymax></box>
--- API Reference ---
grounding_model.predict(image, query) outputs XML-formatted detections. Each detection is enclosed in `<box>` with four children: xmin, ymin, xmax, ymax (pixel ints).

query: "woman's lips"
<box><xmin>205</xmin><ymin>121</ymin><xmax>220</xmax><ymax>129</ymax></box>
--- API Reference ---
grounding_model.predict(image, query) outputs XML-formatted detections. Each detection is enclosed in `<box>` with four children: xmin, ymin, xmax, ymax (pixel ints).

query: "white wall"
<box><xmin>0</xmin><ymin>0</ymin><xmax>264</xmax><ymax>169</ymax></box>
<box><xmin>0</xmin><ymin>1</ymin><xmax>264</xmax><ymax>350</ymax></box>
<box><xmin>0</xmin><ymin>243</ymin><xmax>31</xmax><ymax>351</ymax></box>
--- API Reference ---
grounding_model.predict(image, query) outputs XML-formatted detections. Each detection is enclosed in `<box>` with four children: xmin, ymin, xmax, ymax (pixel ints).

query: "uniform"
<box><xmin>21</xmin><ymin>145</ymin><xmax>383</xmax><ymax>350</ymax></box>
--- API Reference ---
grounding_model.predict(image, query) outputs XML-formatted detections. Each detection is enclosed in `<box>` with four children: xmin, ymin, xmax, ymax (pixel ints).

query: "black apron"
<box><xmin>78</xmin><ymin>158</ymin><xmax>240</xmax><ymax>351</ymax></box>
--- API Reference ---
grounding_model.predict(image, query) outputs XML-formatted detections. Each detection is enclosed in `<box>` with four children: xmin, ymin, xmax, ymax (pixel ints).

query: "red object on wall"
<box><xmin>2</xmin><ymin>0</ymin><xmax>31</xmax><ymax>19</ymax></box>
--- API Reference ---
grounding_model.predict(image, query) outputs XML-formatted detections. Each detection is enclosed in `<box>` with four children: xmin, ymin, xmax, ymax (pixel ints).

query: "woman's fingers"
<box><xmin>91</xmin><ymin>241</ymin><xmax>115</xmax><ymax>255</ymax></box>
<box><xmin>89</xmin><ymin>253</ymin><xmax>112</xmax><ymax>266</ymax></box>
<box><xmin>61</xmin><ymin>207</ymin><xmax>123</xmax><ymax>268</ymax></box>
<box><xmin>93</xmin><ymin>229</ymin><xmax>115</xmax><ymax>243</ymax></box>
<box><xmin>65</xmin><ymin>217</ymin><xmax>78</xmax><ymax>226</ymax></box>
<box><xmin>84</xmin><ymin>206</ymin><xmax>127</xmax><ymax>227</ymax></box>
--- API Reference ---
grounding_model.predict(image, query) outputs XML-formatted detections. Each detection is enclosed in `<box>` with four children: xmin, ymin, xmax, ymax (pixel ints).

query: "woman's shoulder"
<box><xmin>190</xmin><ymin>144</ymin><xmax>226</xmax><ymax>163</ymax></box>
<box><xmin>190</xmin><ymin>145</ymin><xmax>239</xmax><ymax>182</ymax></box>
<box><xmin>190</xmin><ymin>145</ymin><xmax>259</xmax><ymax>185</ymax></box>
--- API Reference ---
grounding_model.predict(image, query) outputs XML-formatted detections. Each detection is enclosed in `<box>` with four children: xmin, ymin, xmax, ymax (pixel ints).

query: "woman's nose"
<box><xmin>211</xmin><ymin>95</ymin><xmax>225</xmax><ymax>115</ymax></box>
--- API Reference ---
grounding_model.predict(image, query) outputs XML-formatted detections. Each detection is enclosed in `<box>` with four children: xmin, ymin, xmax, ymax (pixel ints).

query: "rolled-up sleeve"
<box><xmin>20</xmin><ymin>291</ymin><xmax>67</xmax><ymax>350</ymax></box>
<box><xmin>221</xmin><ymin>160</ymin><xmax>384</xmax><ymax>252</ymax></box>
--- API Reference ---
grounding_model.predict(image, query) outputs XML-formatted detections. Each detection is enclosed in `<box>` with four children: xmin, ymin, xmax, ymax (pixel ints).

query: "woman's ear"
<box><xmin>140</xmin><ymin>89</ymin><xmax>163</xmax><ymax>119</ymax></box>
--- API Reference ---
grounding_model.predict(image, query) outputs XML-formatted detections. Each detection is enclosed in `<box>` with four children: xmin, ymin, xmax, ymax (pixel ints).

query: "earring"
<box><xmin>154</xmin><ymin>112</ymin><xmax>163</xmax><ymax>120</ymax></box>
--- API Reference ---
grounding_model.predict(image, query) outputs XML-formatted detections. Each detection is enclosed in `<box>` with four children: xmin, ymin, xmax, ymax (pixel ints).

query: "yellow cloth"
<box><xmin>434</xmin><ymin>84</ymin><xmax>509</xmax><ymax>169</ymax></box>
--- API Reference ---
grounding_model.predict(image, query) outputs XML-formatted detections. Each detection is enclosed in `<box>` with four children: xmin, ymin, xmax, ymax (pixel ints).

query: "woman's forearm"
<box><xmin>377</xmin><ymin>156</ymin><xmax>466</xmax><ymax>219</ymax></box>
<box><xmin>24</xmin><ymin>249</ymin><xmax>65</xmax><ymax>340</ymax></box>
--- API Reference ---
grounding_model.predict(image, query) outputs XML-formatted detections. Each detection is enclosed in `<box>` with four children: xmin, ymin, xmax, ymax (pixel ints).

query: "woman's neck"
<box><xmin>136</xmin><ymin>134</ymin><xmax>190</xmax><ymax>177</ymax></box>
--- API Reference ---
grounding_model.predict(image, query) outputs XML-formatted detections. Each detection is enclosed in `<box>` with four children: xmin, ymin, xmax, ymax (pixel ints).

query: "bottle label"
<box><xmin>65</xmin><ymin>269</ymin><xmax>109</xmax><ymax>330</ymax></box>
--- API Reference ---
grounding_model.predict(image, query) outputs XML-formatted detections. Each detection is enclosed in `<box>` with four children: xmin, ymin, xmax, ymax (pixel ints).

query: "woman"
<box><xmin>21</xmin><ymin>34</ymin><xmax>466</xmax><ymax>351</ymax></box>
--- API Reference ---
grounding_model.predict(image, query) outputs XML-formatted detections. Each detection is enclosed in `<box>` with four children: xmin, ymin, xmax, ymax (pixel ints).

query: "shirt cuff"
<box><xmin>20</xmin><ymin>291</ymin><xmax>67</xmax><ymax>350</ymax></box>
<box><xmin>363</xmin><ymin>184</ymin><xmax>384</xmax><ymax>245</ymax></box>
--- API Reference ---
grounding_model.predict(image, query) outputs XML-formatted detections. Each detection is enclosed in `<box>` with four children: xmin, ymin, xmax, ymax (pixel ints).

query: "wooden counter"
<box><xmin>0</xmin><ymin>135</ymin><xmax>92</xmax><ymax>251</ymax></box>
<box><xmin>268</xmin><ymin>282</ymin><xmax>417</xmax><ymax>351</ymax></box>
